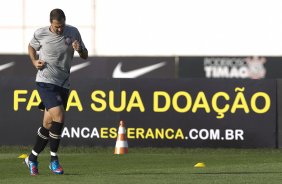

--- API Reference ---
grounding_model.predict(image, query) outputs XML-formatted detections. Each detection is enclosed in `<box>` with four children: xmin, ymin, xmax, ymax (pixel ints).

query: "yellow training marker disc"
<box><xmin>194</xmin><ymin>162</ymin><xmax>206</xmax><ymax>168</ymax></box>
<box><xmin>18</xmin><ymin>154</ymin><xmax>28</xmax><ymax>159</ymax></box>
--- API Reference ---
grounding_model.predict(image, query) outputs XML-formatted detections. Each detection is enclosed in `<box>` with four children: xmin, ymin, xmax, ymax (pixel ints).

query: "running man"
<box><xmin>25</xmin><ymin>8</ymin><xmax>88</xmax><ymax>175</ymax></box>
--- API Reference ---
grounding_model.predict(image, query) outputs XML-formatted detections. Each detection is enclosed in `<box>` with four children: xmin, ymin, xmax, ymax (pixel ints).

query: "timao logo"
<box><xmin>245</xmin><ymin>57</ymin><xmax>266</xmax><ymax>79</ymax></box>
<box><xmin>204</xmin><ymin>57</ymin><xmax>266</xmax><ymax>79</ymax></box>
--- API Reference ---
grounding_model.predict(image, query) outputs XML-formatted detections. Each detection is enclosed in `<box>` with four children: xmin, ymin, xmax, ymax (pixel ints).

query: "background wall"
<box><xmin>1</xmin><ymin>0</ymin><xmax>282</xmax><ymax>56</ymax></box>
<box><xmin>0</xmin><ymin>0</ymin><xmax>95</xmax><ymax>55</ymax></box>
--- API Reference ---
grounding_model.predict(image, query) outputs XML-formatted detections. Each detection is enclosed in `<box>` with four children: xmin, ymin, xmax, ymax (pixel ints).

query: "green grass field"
<box><xmin>1</xmin><ymin>146</ymin><xmax>282</xmax><ymax>184</ymax></box>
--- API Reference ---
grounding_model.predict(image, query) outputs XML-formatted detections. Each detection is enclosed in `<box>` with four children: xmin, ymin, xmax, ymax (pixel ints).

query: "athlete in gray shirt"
<box><xmin>29</xmin><ymin>16</ymin><xmax>87</xmax><ymax>88</ymax></box>
<box><xmin>25</xmin><ymin>8</ymin><xmax>88</xmax><ymax>176</ymax></box>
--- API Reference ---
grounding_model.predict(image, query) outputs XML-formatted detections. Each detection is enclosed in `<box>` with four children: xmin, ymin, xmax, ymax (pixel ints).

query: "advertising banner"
<box><xmin>0</xmin><ymin>55</ymin><xmax>175</xmax><ymax>78</ymax></box>
<box><xmin>119</xmin><ymin>79</ymin><xmax>277</xmax><ymax>148</ymax></box>
<box><xmin>0</xmin><ymin>55</ymin><xmax>36</xmax><ymax>77</ymax></box>
<box><xmin>0</xmin><ymin>77</ymin><xmax>121</xmax><ymax>146</ymax></box>
<box><xmin>0</xmin><ymin>77</ymin><xmax>277</xmax><ymax>148</ymax></box>
<box><xmin>71</xmin><ymin>56</ymin><xmax>176</xmax><ymax>79</ymax></box>
<box><xmin>179</xmin><ymin>56</ymin><xmax>282</xmax><ymax>79</ymax></box>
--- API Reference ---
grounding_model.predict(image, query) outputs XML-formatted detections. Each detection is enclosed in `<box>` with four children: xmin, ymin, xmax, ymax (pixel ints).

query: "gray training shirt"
<box><xmin>29</xmin><ymin>25</ymin><xmax>86</xmax><ymax>89</ymax></box>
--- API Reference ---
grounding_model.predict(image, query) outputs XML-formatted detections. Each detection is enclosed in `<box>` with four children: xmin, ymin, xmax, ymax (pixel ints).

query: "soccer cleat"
<box><xmin>49</xmin><ymin>160</ymin><xmax>64</xmax><ymax>174</ymax></box>
<box><xmin>24</xmin><ymin>157</ymin><xmax>39</xmax><ymax>176</ymax></box>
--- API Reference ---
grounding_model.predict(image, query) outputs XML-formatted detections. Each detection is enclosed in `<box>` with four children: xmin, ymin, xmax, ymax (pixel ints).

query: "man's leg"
<box><xmin>47</xmin><ymin>105</ymin><xmax>64</xmax><ymax>161</ymax></box>
<box><xmin>47</xmin><ymin>105</ymin><xmax>65</xmax><ymax>174</ymax></box>
<box><xmin>29</xmin><ymin>110</ymin><xmax>52</xmax><ymax>162</ymax></box>
<box><xmin>28</xmin><ymin>82</ymin><xmax>68</xmax><ymax>175</ymax></box>
<box><xmin>26</xmin><ymin>110</ymin><xmax>52</xmax><ymax>175</ymax></box>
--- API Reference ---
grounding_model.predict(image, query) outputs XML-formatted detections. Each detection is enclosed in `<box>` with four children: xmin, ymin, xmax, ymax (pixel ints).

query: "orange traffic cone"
<box><xmin>114</xmin><ymin>120</ymin><xmax>128</xmax><ymax>154</ymax></box>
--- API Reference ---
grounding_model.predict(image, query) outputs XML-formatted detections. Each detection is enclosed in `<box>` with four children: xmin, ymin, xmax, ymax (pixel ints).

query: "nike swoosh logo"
<box><xmin>0</xmin><ymin>62</ymin><xmax>15</xmax><ymax>71</ymax></box>
<box><xmin>112</xmin><ymin>62</ymin><xmax>166</xmax><ymax>78</ymax></box>
<box><xmin>70</xmin><ymin>61</ymin><xmax>91</xmax><ymax>73</ymax></box>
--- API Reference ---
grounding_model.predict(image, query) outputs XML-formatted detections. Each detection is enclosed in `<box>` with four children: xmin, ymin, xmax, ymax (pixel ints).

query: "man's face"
<box><xmin>50</xmin><ymin>19</ymin><xmax>65</xmax><ymax>35</ymax></box>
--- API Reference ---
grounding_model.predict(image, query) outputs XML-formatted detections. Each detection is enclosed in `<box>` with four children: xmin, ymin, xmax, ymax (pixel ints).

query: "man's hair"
<box><xmin>50</xmin><ymin>9</ymin><xmax>66</xmax><ymax>22</ymax></box>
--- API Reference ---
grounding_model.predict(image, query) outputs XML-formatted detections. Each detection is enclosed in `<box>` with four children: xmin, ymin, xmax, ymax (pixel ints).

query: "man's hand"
<box><xmin>72</xmin><ymin>40</ymin><xmax>88</xmax><ymax>60</ymax></box>
<box><xmin>72</xmin><ymin>40</ymin><xmax>81</xmax><ymax>52</ymax></box>
<box><xmin>32</xmin><ymin>60</ymin><xmax>45</xmax><ymax>70</ymax></box>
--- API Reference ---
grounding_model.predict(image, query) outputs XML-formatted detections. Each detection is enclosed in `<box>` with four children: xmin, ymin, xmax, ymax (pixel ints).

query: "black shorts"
<box><xmin>36</xmin><ymin>82</ymin><xmax>69</xmax><ymax>111</ymax></box>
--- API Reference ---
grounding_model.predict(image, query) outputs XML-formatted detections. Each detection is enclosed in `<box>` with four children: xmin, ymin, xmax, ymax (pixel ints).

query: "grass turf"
<box><xmin>1</xmin><ymin>147</ymin><xmax>282</xmax><ymax>184</ymax></box>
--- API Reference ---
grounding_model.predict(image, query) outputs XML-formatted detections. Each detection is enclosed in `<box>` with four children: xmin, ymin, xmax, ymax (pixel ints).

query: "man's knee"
<box><xmin>48</xmin><ymin>106</ymin><xmax>65</xmax><ymax>123</ymax></box>
<box><xmin>43</xmin><ymin>121</ymin><xmax>52</xmax><ymax>130</ymax></box>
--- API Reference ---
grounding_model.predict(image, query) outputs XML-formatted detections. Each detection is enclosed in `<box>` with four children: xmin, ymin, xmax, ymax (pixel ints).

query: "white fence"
<box><xmin>1</xmin><ymin>0</ymin><xmax>282</xmax><ymax>56</ymax></box>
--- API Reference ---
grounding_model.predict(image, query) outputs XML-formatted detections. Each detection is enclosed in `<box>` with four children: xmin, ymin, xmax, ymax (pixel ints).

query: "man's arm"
<box><xmin>77</xmin><ymin>49</ymin><xmax>88</xmax><ymax>59</ymax></box>
<box><xmin>78</xmin><ymin>49</ymin><xmax>88</xmax><ymax>60</ymax></box>
<box><xmin>72</xmin><ymin>40</ymin><xmax>88</xmax><ymax>60</ymax></box>
<box><xmin>28</xmin><ymin>44</ymin><xmax>45</xmax><ymax>70</ymax></box>
<box><xmin>28</xmin><ymin>44</ymin><xmax>38</xmax><ymax>61</ymax></box>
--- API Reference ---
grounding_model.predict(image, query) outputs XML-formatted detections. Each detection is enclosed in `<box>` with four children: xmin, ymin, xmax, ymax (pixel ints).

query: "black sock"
<box><xmin>29</xmin><ymin>126</ymin><xmax>49</xmax><ymax>162</ymax></box>
<box><xmin>49</xmin><ymin>121</ymin><xmax>64</xmax><ymax>161</ymax></box>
